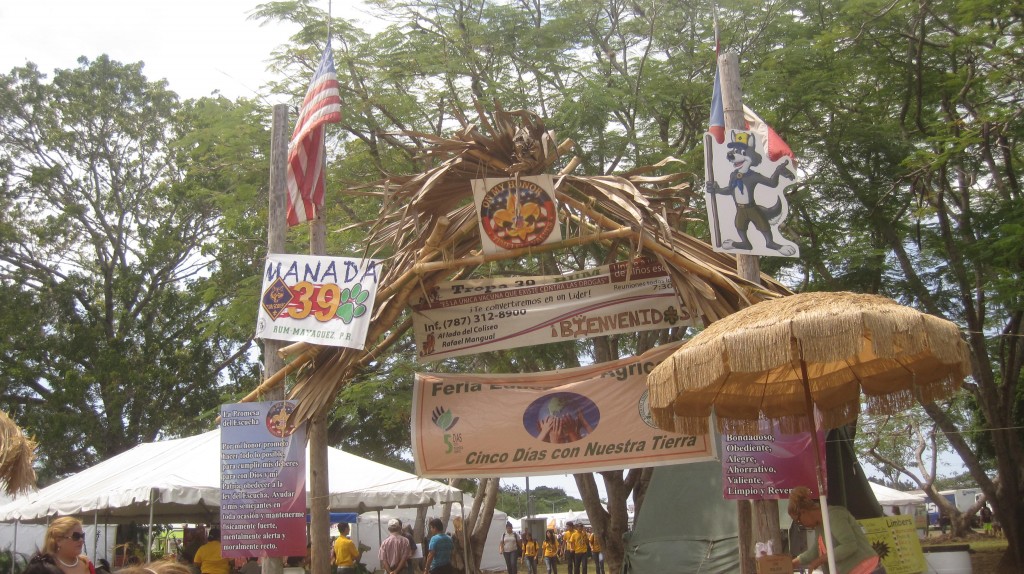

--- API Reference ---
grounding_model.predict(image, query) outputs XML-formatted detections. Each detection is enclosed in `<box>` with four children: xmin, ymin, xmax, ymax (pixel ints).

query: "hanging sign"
<box><xmin>858</xmin><ymin>515</ymin><xmax>927</xmax><ymax>574</ymax></box>
<box><xmin>412</xmin><ymin>342</ymin><xmax>716</xmax><ymax>478</ymax></box>
<box><xmin>255</xmin><ymin>254</ymin><xmax>381</xmax><ymax>348</ymax></box>
<box><xmin>472</xmin><ymin>175</ymin><xmax>561</xmax><ymax>255</ymax></box>
<box><xmin>220</xmin><ymin>401</ymin><xmax>307</xmax><ymax>558</ymax></box>
<box><xmin>721</xmin><ymin>424</ymin><xmax>826</xmax><ymax>500</ymax></box>
<box><xmin>411</xmin><ymin>257</ymin><xmax>693</xmax><ymax>362</ymax></box>
<box><xmin>704</xmin><ymin>130</ymin><xmax>799</xmax><ymax>257</ymax></box>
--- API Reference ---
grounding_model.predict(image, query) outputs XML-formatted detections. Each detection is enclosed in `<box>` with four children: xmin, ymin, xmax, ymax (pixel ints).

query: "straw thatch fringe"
<box><xmin>724</xmin><ymin>320</ymin><xmax>793</xmax><ymax>373</ymax></box>
<box><xmin>0</xmin><ymin>410</ymin><xmax>37</xmax><ymax>495</ymax></box>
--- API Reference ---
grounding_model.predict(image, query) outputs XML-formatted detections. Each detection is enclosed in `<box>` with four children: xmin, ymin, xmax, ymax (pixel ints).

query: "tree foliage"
<box><xmin>0</xmin><ymin>57</ymin><xmax>265</xmax><ymax>481</ymax></box>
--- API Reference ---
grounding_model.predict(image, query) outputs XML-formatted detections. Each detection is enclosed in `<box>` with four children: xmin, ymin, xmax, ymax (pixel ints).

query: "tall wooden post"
<box><xmin>718</xmin><ymin>51</ymin><xmax>783</xmax><ymax>573</ymax></box>
<box><xmin>308</xmin><ymin>206</ymin><xmax>333</xmax><ymax>574</ymax></box>
<box><xmin>262</xmin><ymin>103</ymin><xmax>290</xmax><ymax>574</ymax></box>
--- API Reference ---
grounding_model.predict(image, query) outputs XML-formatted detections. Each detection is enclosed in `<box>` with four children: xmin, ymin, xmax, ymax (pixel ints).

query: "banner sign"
<box><xmin>220</xmin><ymin>401</ymin><xmax>308</xmax><ymax>558</ymax></box>
<box><xmin>721</xmin><ymin>423</ymin><xmax>826</xmax><ymax>500</ymax></box>
<box><xmin>412</xmin><ymin>342</ymin><xmax>716</xmax><ymax>478</ymax></box>
<box><xmin>255</xmin><ymin>254</ymin><xmax>381</xmax><ymax>349</ymax></box>
<box><xmin>858</xmin><ymin>515</ymin><xmax>927</xmax><ymax>574</ymax></box>
<box><xmin>472</xmin><ymin>175</ymin><xmax>561</xmax><ymax>255</ymax></box>
<box><xmin>411</xmin><ymin>257</ymin><xmax>694</xmax><ymax>362</ymax></box>
<box><xmin>704</xmin><ymin>130</ymin><xmax>799</xmax><ymax>258</ymax></box>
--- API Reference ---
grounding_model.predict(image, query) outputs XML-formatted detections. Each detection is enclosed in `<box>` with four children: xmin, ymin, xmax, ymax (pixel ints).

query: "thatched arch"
<box><xmin>249</xmin><ymin>104</ymin><xmax>792</xmax><ymax>422</ymax></box>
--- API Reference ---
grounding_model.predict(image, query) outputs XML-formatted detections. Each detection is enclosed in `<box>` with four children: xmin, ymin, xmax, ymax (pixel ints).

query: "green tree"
<box><xmin>0</xmin><ymin>57</ymin><xmax>263</xmax><ymax>481</ymax></box>
<box><xmin>759</xmin><ymin>0</ymin><xmax>1023</xmax><ymax>568</ymax></box>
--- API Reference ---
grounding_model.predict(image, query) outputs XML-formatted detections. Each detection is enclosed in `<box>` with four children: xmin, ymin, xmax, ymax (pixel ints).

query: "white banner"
<box><xmin>411</xmin><ymin>257</ymin><xmax>694</xmax><ymax>362</ymax></box>
<box><xmin>255</xmin><ymin>254</ymin><xmax>381</xmax><ymax>348</ymax></box>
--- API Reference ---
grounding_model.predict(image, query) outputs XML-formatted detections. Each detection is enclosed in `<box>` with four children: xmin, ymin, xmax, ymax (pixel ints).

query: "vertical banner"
<box><xmin>858</xmin><ymin>515</ymin><xmax>928</xmax><ymax>574</ymax></box>
<box><xmin>255</xmin><ymin>254</ymin><xmax>381</xmax><ymax>349</ymax></box>
<box><xmin>472</xmin><ymin>175</ymin><xmax>561</xmax><ymax>255</ymax></box>
<box><xmin>412</xmin><ymin>342</ymin><xmax>716</xmax><ymax>477</ymax></box>
<box><xmin>220</xmin><ymin>402</ymin><xmax>308</xmax><ymax>558</ymax></box>
<box><xmin>721</xmin><ymin>424</ymin><xmax>826</xmax><ymax>500</ymax></box>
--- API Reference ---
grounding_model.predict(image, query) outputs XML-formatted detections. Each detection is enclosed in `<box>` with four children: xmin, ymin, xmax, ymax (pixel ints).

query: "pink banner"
<box><xmin>220</xmin><ymin>401</ymin><xmax>308</xmax><ymax>558</ymax></box>
<box><xmin>413</xmin><ymin>343</ymin><xmax>716</xmax><ymax>478</ymax></box>
<box><xmin>721</xmin><ymin>422</ymin><xmax>826</xmax><ymax>500</ymax></box>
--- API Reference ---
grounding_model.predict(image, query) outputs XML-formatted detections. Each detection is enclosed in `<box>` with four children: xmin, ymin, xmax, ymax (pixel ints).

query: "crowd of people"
<box><xmin>34</xmin><ymin>483</ymin><xmax>1008</xmax><ymax>574</ymax></box>
<box><xmin>495</xmin><ymin>521</ymin><xmax>604</xmax><ymax>574</ymax></box>
<box><xmin>19</xmin><ymin>516</ymin><xmax>461</xmax><ymax>574</ymax></box>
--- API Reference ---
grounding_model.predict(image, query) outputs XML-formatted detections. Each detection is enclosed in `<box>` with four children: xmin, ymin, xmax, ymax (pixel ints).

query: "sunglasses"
<box><xmin>66</xmin><ymin>532</ymin><xmax>87</xmax><ymax>541</ymax></box>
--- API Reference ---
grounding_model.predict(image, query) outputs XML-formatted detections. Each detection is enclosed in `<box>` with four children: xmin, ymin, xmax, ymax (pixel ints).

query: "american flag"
<box><xmin>709</xmin><ymin>64</ymin><xmax>794</xmax><ymax>163</ymax></box>
<box><xmin>286</xmin><ymin>45</ymin><xmax>342</xmax><ymax>227</ymax></box>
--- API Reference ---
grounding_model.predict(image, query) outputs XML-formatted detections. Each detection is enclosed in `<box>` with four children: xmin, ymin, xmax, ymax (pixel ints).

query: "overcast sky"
<box><xmin>1</xmin><ymin>0</ymin><xmax>307</xmax><ymax>101</ymax></box>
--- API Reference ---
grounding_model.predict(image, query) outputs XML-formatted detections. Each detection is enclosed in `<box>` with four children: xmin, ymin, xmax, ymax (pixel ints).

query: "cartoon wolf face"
<box><xmin>726</xmin><ymin>147</ymin><xmax>754</xmax><ymax>172</ymax></box>
<box><xmin>725</xmin><ymin>132</ymin><xmax>762</xmax><ymax>172</ymax></box>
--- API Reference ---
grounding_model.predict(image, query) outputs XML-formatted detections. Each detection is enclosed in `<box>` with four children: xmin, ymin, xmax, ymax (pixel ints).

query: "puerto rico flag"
<box><xmin>709</xmin><ymin>65</ymin><xmax>794</xmax><ymax>164</ymax></box>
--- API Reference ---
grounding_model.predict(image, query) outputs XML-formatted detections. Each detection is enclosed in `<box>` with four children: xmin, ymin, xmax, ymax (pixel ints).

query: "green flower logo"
<box><xmin>336</xmin><ymin>283</ymin><xmax>371</xmax><ymax>324</ymax></box>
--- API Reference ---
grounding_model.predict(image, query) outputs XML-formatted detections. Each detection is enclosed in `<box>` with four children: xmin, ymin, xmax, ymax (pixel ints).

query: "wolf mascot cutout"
<box><xmin>705</xmin><ymin>131</ymin><xmax>798</xmax><ymax>257</ymax></box>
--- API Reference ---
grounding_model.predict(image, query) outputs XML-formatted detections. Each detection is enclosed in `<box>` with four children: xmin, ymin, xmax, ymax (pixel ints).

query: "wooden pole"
<box><xmin>261</xmin><ymin>103</ymin><xmax>289</xmax><ymax>574</ymax></box>
<box><xmin>719</xmin><ymin>51</ymin><xmax>783</xmax><ymax>573</ymax></box>
<box><xmin>308</xmin><ymin>206</ymin><xmax>333</xmax><ymax>574</ymax></box>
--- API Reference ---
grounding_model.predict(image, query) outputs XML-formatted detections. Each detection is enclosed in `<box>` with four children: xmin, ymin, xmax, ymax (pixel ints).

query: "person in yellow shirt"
<box><xmin>521</xmin><ymin>532</ymin><xmax>539</xmax><ymax>574</ymax></box>
<box><xmin>333</xmin><ymin>523</ymin><xmax>360</xmax><ymax>574</ymax></box>
<box><xmin>570</xmin><ymin>524</ymin><xmax>588</xmax><ymax>574</ymax></box>
<box><xmin>586</xmin><ymin>528</ymin><xmax>602</xmax><ymax>574</ymax></box>
<box><xmin>560</xmin><ymin>523</ymin><xmax>575</xmax><ymax>574</ymax></box>
<box><xmin>542</xmin><ymin>529</ymin><xmax>559</xmax><ymax>574</ymax></box>
<box><xmin>193</xmin><ymin>528</ymin><xmax>231</xmax><ymax>574</ymax></box>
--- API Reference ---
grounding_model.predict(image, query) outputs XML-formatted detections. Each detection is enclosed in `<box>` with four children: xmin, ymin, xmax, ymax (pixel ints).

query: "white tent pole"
<box><xmin>147</xmin><ymin>484</ymin><xmax>154</xmax><ymax>560</ymax></box>
<box><xmin>799</xmin><ymin>356</ymin><xmax>838</xmax><ymax>574</ymax></box>
<box><xmin>377</xmin><ymin>510</ymin><xmax>383</xmax><ymax>548</ymax></box>
<box><xmin>13</xmin><ymin>521</ymin><xmax>17</xmax><ymax>559</ymax></box>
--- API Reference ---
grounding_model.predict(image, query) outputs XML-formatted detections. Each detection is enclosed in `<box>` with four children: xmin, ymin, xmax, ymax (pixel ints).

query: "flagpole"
<box><xmin>720</xmin><ymin>51</ymin><xmax>786</xmax><ymax>574</ymax></box>
<box><xmin>308</xmin><ymin>5</ymin><xmax>333</xmax><ymax>574</ymax></box>
<box><xmin>262</xmin><ymin>104</ymin><xmax>290</xmax><ymax>574</ymax></box>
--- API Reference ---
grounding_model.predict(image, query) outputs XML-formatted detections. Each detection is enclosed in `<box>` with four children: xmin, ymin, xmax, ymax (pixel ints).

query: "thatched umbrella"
<box><xmin>646</xmin><ymin>291</ymin><xmax>970</xmax><ymax>574</ymax></box>
<box><xmin>0</xmin><ymin>410</ymin><xmax>37</xmax><ymax>496</ymax></box>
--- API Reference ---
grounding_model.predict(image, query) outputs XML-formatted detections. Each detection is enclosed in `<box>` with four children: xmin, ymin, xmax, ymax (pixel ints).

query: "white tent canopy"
<box><xmin>0</xmin><ymin>429</ymin><xmax>462</xmax><ymax>524</ymax></box>
<box><xmin>869</xmin><ymin>482</ymin><xmax>926</xmax><ymax>507</ymax></box>
<box><xmin>357</xmin><ymin>499</ymin><xmax>508</xmax><ymax>572</ymax></box>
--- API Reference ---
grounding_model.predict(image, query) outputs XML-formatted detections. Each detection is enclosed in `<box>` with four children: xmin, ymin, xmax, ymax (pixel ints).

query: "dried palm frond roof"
<box><xmin>0</xmin><ymin>410</ymin><xmax>37</xmax><ymax>496</ymax></box>
<box><xmin>251</xmin><ymin>103</ymin><xmax>793</xmax><ymax>422</ymax></box>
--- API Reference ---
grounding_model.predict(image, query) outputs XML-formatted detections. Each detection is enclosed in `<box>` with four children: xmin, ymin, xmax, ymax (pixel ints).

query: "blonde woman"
<box><xmin>118</xmin><ymin>560</ymin><xmax>193</xmax><ymax>574</ymax></box>
<box><xmin>44</xmin><ymin>517</ymin><xmax>95</xmax><ymax>574</ymax></box>
<box><xmin>788</xmin><ymin>486</ymin><xmax>886</xmax><ymax>574</ymax></box>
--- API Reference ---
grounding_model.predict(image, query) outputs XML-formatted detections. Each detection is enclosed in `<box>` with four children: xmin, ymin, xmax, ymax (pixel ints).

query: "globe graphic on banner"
<box><xmin>523</xmin><ymin>392</ymin><xmax>601</xmax><ymax>444</ymax></box>
<box><xmin>544</xmin><ymin>396</ymin><xmax>567</xmax><ymax>420</ymax></box>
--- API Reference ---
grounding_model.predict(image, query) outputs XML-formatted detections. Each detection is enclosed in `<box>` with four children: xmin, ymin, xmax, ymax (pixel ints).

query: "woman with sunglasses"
<box><xmin>788</xmin><ymin>487</ymin><xmax>886</xmax><ymax>574</ymax></box>
<box><xmin>44</xmin><ymin>517</ymin><xmax>96</xmax><ymax>574</ymax></box>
